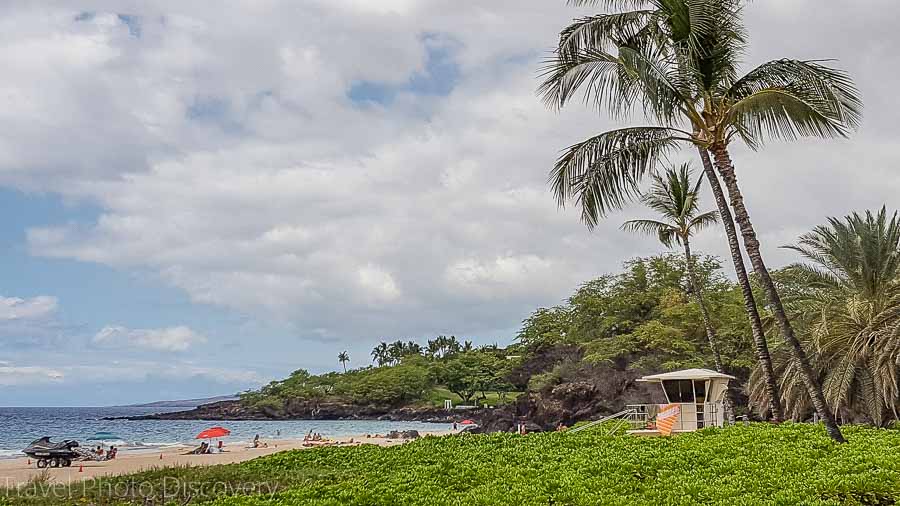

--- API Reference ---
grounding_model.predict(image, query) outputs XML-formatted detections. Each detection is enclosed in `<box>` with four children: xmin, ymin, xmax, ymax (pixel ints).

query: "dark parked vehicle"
<box><xmin>22</xmin><ymin>437</ymin><xmax>80</xmax><ymax>468</ymax></box>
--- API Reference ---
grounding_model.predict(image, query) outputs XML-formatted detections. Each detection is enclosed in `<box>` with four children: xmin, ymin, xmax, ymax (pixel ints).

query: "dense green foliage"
<box><xmin>242</xmin><ymin>337</ymin><xmax>516</xmax><ymax>410</ymax></box>
<box><xmin>751</xmin><ymin>208</ymin><xmax>900</xmax><ymax>425</ymax></box>
<box><xmin>242</xmin><ymin>253</ymin><xmax>761</xmax><ymax>416</ymax></box>
<box><xmin>517</xmin><ymin>255</ymin><xmax>756</xmax><ymax>395</ymax></box>
<box><xmin>9</xmin><ymin>424</ymin><xmax>900</xmax><ymax>505</ymax></box>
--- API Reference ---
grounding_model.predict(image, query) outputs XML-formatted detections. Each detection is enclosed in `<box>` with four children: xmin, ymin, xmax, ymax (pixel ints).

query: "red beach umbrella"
<box><xmin>196</xmin><ymin>426</ymin><xmax>231</xmax><ymax>439</ymax></box>
<box><xmin>459</xmin><ymin>419</ymin><xmax>476</xmax><ymax>425</ymax></box>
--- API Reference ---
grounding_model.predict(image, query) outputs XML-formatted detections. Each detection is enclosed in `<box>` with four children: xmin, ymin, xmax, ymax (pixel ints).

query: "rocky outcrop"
<box><xmin>385</xmin><ymin>430</ymin><xmax>420</xmax><ymax>439</ymax></box>
<box><xmin>109</xmin><ymin>367</ymin><xmax>666</xmax><ymax>432</ymax></box>
<box><xmin>108</xmin><ymin>400</ymin><xmax>464</xmax><ymax>423</ymax></box>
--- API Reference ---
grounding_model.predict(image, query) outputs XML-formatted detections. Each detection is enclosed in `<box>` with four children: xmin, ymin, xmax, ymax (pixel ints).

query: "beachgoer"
<box><xmin>253</xmin><ymin>434</ymin><xmax>260</xmax><ymax>448</ymax></box>
<box><xmin>95</xmin><ymin>445</ymin><xmax>104</xmax><ymax>456</ymax></box>
<box><xmin>107</xmin><ymin>446</ymin><xmax>117</xmax><ymax>460</ymax></box>
<box><xmin>217</xmin><ymin>440</ymin><xmax>224</xmax><ymax>451</ymax></box>
<box><xmin>452</xmin><ymin>422</ymin><xmax>458</xmax><ymax>430</ymax></box>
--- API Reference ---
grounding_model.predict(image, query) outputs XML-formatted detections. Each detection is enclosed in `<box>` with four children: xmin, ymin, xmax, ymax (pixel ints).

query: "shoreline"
<box><xmin>0</xmin><ymin>430</ymin><xmax>454</xmax><ymax>488</ymax></box>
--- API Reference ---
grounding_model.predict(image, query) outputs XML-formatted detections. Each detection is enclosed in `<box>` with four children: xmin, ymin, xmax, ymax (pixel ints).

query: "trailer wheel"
<box><xmin>50</xmin><ymin>458</ymin><xmax>60</xmax><ymax>468</ymax></box>
<box><xmin>36</xmin><ymin>459</ymin><xmax>48</xmax><ymax>468</ymax></box>
<box><xmin>62</xmin><ymin>459</ymin><xmax>72</xmax><ymax>467</ymax></box>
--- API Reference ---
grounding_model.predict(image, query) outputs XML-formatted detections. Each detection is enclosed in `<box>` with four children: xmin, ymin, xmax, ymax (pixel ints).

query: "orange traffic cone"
<box><xmin>26</xmin><ymin>458</ymin><xmax>31</xmax><ymax>465</ymax></box>
<box><xmin>78</xmin><ymin>464</ymin><xmax>83</xmax><ymax>473</ymax></box>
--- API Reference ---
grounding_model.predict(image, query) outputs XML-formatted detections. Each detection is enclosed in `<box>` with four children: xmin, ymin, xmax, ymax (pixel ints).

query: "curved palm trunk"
<box><xmin>697</xmin><ymin>147</ymin><xmax>784</xmax><ymax>422</ymax></box>
<box><xmin>682</xmin><ymin>237</ymin><xmax>734</xmax><ymax>424</ymax></box>
<box><xmin>710</xmin><ymin>142</ymin><xmax>845</xmax><ymax>443</ymax></box>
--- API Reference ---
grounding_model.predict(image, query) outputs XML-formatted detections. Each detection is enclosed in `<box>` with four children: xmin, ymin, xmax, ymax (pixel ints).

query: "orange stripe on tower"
<box><xmin>656</xmin><ymin>403</ymin><xmax>681</xmax><ymax>436</ymax></box>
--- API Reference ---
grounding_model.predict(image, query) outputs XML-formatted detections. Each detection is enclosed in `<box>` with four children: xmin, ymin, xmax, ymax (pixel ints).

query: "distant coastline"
<box><xmin>112</xmin><ymin>395</ymin><xmax>239</xmax><ymax>409</ymax></box>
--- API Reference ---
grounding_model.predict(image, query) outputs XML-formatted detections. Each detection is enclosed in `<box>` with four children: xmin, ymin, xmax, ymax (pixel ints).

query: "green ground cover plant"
<box><xmin>5</xmin><ymin>424</ymin><xmax>900</xmax><ymax>505</ymax></box>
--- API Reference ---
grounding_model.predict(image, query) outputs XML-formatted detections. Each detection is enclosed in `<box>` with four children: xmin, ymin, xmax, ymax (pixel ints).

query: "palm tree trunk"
<box><xmin>683</xmin><ymin>237</ymin><xmax>734</xmax><ymax>424</ymax></box>
<box><xmin>697</xmin><ymin>147</ymin><xmax>784</xmax><ymax>422</ymax></box>
<box><xmin>709</xmin><ymin>142</ymin><xmax>845</xmax><ymax>443</ymax></box>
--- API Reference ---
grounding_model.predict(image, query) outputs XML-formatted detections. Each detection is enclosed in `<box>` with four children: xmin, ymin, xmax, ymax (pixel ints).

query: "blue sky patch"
<box><xmin>117</xmin><ymin>14</ymin><xmax>142</xmax><ymax>37</ymax></box>
<box><xmin>348</xmin><ymin>32</ymin><xmax>462</xmax><ymax>106</ymax></box>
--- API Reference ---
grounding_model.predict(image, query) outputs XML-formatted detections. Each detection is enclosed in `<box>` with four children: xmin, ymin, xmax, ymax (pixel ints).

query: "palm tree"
<box><xmin>388</xmin><ymin>340</ymin><xmax>405</xmax><ymax>365</ymax></box>
<box><xmin>371</xmin><ymin>342</ymin><xmax>388</xmax><ymax>366</ymax></box>
<box><xmin>404</xmin><ymin>341</ymin><xmax>423</xmax><ymax>357</ymax></box>
<box><xmin>539</xmin><ymin>0</ymin><xmax>860</xmax><ymax>441</ymax></box>
<box><xmin>696</xmin><ymin>146</ymin><xmax>782</xmax><ymax>421</ymax></box>
<box><xmin>544</xmin><ymin>0</ymin><xmax>787</xmax><ymax>421</ymax></box>
<box><xmin>622</xmin><ymin>164</ymin><xmax>723</xmax><ymax>370</ymax></box>
<box><xmin>426</xmin><ymin>338</ymin><xmax>442</xmax><ymax>359</ymax></box>
<box><xmin>750</xmin><ymin>208</ymin><xmax>900</xmax><ymax>425</ymax></box>
<box><xmin>338</xmin><ymin>351</ymin><xmax>350</xmax><ymax>373</ymax></box>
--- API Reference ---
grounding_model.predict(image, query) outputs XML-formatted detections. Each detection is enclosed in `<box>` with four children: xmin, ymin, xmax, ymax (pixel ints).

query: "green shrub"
<box><xmin>8</xmin><ymin>424</ymin><xmax>900</xmax><ymax>505</ymax></box>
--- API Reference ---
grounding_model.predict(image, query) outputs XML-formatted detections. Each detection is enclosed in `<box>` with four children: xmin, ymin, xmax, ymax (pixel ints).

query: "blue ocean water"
<box><xmin>0</xmin><ymin>407</ymin><xmax>451</xmax><ymax>458</ymax></box>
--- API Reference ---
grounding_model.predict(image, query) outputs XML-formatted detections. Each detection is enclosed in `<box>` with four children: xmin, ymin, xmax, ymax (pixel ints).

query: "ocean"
<box><xmin>0</xmin><ymin>406</ymin><xmax>451</xmax><ymax>458</ymax></box>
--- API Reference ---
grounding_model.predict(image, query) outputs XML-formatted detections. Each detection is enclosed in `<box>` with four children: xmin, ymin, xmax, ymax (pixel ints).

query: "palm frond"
<box><xmin>726</xmin><ymin>59</ymin><xmax>862</xmax><ymax>147</ymax></box>
<box><xmin>688</xmin><ymin>210</ymin><xmax>719</xmax><ymax>233</ymax></box>
<box><xmin>566</xmin><ymin>0</ymin><xmax>650</xmax><ymax>8</ymax></box>
<box><xmin>550</xmin><ymin>127</ymin><xmax>686</xmax><ymax>228</ymax></box>
<box><xmin>617</xmin><ymin>45</ymin><xmax>692</xmax><ymax>125</ymax></box>
<box><xmin>538</xmin><ymin>48</ymin><xmax>628</xmax><ymax>112</ymax></box>
<box><xmin>558</xmin><ymin>10</ymin><xmax>660</xmax><ymax>56</ymax></box>
<box><xmin>622</xmin><ymin>219</ymin><xmax>680</xmax><ymax>247</ymax></box>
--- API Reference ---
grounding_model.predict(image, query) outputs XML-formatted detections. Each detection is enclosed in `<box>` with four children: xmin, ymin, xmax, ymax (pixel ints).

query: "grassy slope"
<box><xmin>6</xmin><ymin>424</ymin><xmax>900</xmax><ymax>505</ymax></box>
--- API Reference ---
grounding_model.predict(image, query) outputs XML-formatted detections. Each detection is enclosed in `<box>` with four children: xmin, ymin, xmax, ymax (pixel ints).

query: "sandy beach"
<box><xmin>0</xmin><ymin>431</ymin><xmax>451</xmax><ymax>488</ymax></box>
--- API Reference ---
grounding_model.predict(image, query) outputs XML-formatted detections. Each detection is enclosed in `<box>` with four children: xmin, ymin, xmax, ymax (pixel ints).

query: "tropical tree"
<box><xmin>539</xmin><ymin>0</ymin><xmax>861</xmax><ymax>441</ymax></box>
<box><xmin>622</xmin><ymin>165</ymin><xmax>722</xmax><ymax>367</ymax></box>
<box><xmin>541</xmin><ymin>0</ymin><xmax>791</xmax><ymax>421</ymax></box>
<box><xmin>371</xmin><ymin>342</ymin><xmax>389</xmax><ymax>366</ymax></box>
<box><xmin>750</xmin><ymin>208</ymin><xmax>900</xmax><ymax>426</ymax></box>
<box><xmin>338</xmin><ymin>351</ymin><xmax>350</xmax><ymax>373</ymax></box>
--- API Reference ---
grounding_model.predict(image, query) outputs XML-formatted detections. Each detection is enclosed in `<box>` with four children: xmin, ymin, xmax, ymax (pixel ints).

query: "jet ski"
<box><xmin>22</xmin><ymin>437</ymin><xmax>79</xmax><ymax>468</ymax></box>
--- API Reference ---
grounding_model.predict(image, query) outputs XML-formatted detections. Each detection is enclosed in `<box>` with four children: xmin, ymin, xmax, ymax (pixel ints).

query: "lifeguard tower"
<box><xmin>627</xmin><ymin>368</ymin><xmax>734</xmax><ymax>434</ymax></box>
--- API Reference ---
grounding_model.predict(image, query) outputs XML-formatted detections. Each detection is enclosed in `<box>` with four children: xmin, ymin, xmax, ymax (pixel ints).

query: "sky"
<box><xmin>1</xmin><ymin>0</ymin><xmax>899</xmax><ymax>406</ymax></box>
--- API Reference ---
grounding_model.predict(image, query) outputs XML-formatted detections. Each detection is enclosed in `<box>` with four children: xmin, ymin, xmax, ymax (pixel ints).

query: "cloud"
<box><xmin>62</xmin><ymin>362</ymin><xmax>264</xmax><ymax>385</ymax></box>
<box><xmin>0</xmin><ymin>294</ymin><xmax>67</xmax><ymax>349</ymax></box>
<box><xmin>2</xmin><ymin>0</ymin><xmax>898</xmax><ymax>351</ymax></box>
<box><xmin>0</xmin><ymin>295</ymin><xmax>57</xmax><ymax>321</ymax></box>
<box><xmin>0</xmin><ymin>364</ymin><xmax>64</xmax><ymax>386</ymax></box>
<box><xmin>93</xmin><ymin>325</ymin><xmax>207</xmax><ymax>352</ymax></box>
<box><xmin>0</xmin><ymin>359</ymin><xmax>262</xmax><ymax>394</ymax></box>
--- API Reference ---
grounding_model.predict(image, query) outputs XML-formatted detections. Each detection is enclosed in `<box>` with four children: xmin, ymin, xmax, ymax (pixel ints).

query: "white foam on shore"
<box><xmin>0</xmin><ymin>449</ymin><xmax>24</xmax><ymax>459</ymax></box>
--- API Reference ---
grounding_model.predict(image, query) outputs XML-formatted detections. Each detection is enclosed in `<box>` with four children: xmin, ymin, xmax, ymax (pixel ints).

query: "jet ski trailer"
<box><xmin>22</xmin><ymin>437</ymin><xmax>80</xmax><ymax>468</ymax></box>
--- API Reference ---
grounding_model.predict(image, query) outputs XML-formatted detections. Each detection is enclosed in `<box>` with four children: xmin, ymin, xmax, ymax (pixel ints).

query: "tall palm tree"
<box><xmin>539</xmin><ymin>0</ymin><xmax>860</xmax><ymax>441</ymax></box>
<box><xmin>696</xmin><ymin>147</ymin><xmax>782</xmax><ymax>421</ymax></box>
<box><xmin>750</xmin><ymin>208</ymin><xmax>900</xmax><ymax>425</ymax></box>
<box><xmin>371</xmin><ymin>342</ymin><xmax>389</xmax><ymax>366</ymax></box>
<box><xmin>622</xmin><ymin>164</ymin><xmax>723</xmax><ymax>369</ymax></box>
<box><xmin>338</xmin><ymin>351</ymin><xmax>350</xmax><ymax>373</ymax></box>
<box><xmin>546</xmin><ymin>0</ymin><xmax>790</xmax><ymax>421</ymax></box>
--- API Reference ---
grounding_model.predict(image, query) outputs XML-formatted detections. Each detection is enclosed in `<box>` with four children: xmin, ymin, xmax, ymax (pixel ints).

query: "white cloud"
<box><xmin>0</xmin><ymin>295</ymin><xmax>57</xmax><ymax>321</ymax></box>
<box><xmin>63</xmin><ymin>362</ymin><xmax>264</xmax><ymax>385</ymax></box>
<box><xmin>357</xmin><ymin>264</ymin><xmax>401</xmax><ymax>303</ymax></box>
<box><xmin>0</xmin><ymin>0</ymin><xmax>896</xmax><ymax>348</ymax></box>
<box><xmin>0</xmin><ymin>365</ymin><xmax>64</xmax><ymax>386</ymax></box>
<box><xmin>93</xmin><ymin>325</ymin><xmax>207</xmax><ymax>352</ymax></box>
